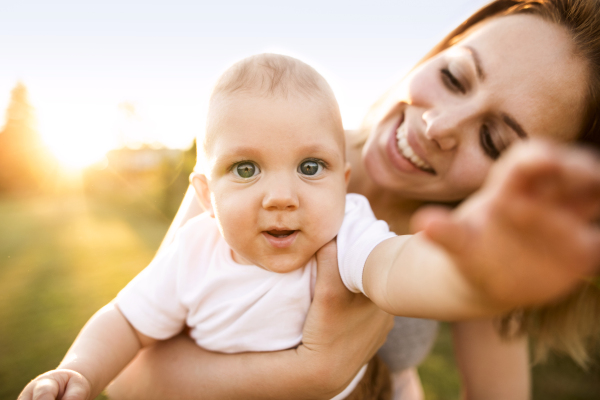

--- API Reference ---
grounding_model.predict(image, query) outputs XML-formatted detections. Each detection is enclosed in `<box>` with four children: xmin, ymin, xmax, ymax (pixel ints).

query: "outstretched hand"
<box><xmin>18</xmin><ymin>369</ymin><xmax>91</xmax><ymax>400</ymax></box>
<box><xmin>412</xmin><ymin>139</ymin><xmax>600</xmax><ymax>308</ymax></box>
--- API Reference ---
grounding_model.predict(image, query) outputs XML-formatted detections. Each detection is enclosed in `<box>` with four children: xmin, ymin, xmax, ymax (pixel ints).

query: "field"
<box><xmin>1</xmin><ymin>194</ymin><xmax>598</xmax><ymax>400</ymax></box>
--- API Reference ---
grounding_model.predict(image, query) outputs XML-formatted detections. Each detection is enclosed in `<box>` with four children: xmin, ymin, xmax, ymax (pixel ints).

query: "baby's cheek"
<box><xmin>318</xmin><ymin>205</ymin><xmax>346</xmax><ymax>240</ymax></box>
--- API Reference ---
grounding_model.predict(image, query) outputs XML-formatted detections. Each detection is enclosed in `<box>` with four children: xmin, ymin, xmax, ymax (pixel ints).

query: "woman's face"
<box><xmin>362</xmin><ymin>14</ymin><xmax>589</xmax><ymax>202</ymax></box>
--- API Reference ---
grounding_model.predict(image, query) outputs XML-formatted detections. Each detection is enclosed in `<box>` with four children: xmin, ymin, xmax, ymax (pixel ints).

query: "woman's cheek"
<box><xmin>450</xmin><ymin>158</ymin><xmax>492</xmax><ymax>197</ymax></box>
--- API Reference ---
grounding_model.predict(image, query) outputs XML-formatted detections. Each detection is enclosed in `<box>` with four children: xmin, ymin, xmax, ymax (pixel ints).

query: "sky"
<box><xmin>0</xmin><ymin>0</ymin><xmax>490</xmax><ymax>167</ymax></box>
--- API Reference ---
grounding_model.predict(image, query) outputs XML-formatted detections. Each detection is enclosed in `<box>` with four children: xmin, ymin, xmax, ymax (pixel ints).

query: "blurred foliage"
<box><xmin>0</xmin><ymin>82</ymin><xmax>57</xmax><ymax>194</ymax></box>
<box><xmin>83</xmin><ymin>140</ymin><xmax>196</xmax><ymax>221</ymax></box>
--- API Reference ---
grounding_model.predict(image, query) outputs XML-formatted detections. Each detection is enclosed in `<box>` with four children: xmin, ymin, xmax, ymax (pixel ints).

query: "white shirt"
<box><xmin>117</xmin><ymin>193</ymin><xmax>395</xmax><ymax>397</ymax></box>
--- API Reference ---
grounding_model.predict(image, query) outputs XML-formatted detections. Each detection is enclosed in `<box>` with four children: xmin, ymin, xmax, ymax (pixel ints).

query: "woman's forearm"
<box><xmin>452</xmin><ymin>319</ymin><xmax>530</xmax><ymax>400</ymax></box>
<box><xmin>106</xmin><ymin>334</ymin><xmax>354</xmax><ymax>400</ymax></box>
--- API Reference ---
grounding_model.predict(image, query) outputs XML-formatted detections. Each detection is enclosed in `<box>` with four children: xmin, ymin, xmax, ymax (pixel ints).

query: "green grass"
<box><xmin>419</xmin><ymin>323</ymin><xmax>461</xmax><ymax>400</ymax></box>
<box><xmin>1</xmin><ymin>194</ymin><xmax>598</xmax><ymax>399</ymax></box>
<box><xmin>0</xmin><ymin>194</ymin><xmax>167</xmax><ymax>400</ymax></box>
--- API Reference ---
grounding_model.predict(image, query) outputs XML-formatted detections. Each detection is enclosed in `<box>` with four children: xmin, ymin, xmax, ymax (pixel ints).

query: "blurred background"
<box><xmin>1</xmin><ymin>1</ymin><xmax>598</xmax><ymax>399</ymax></box>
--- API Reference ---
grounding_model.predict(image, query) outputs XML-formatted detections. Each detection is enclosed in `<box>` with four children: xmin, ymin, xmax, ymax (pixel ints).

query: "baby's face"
<box><xmin>196</xmin><ymin>93</ymin><xmax>349</xmax><ymax>273</ymax></box>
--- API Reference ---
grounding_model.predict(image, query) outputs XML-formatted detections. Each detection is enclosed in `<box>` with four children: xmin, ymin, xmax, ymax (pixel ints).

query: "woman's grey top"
<box><xmin>377</xmin><ymin>317</ymin><xmax>439</xmax><ymax>372</ymax></box>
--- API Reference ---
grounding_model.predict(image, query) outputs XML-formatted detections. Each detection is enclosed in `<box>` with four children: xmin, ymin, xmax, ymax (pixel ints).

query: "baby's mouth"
<box><xmin>265</xmin><ymin>230</ymin><xmax>297</xmax><ymax>238</ymax></box>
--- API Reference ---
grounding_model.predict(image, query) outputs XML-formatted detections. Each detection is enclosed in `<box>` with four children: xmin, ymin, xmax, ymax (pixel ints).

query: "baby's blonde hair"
<box><xmin>199</xmin><ymin>53</ymin><xmax>343</xmax><ymax>167</ymax></box>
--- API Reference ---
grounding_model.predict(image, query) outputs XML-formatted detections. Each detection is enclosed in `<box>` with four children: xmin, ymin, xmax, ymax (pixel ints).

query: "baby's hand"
<box><xmin>412</xmin><ymin>139</ymin><xmax>600</xmax><ymax>308</ymax></box>
<box><xmin>18</xmin><ymin>369</ymin><xmax>91</xmax><ymax>400</ymax></box>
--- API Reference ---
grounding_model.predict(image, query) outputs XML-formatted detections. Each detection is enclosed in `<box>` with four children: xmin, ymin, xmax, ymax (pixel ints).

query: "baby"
<box><xmin>19</xmin><ymin>54</ymin><xmax>598</xmax><ymax>400</ymax></box>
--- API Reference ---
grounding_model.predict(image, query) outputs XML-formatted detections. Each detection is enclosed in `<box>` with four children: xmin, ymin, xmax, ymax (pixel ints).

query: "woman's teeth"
<box><xmin>396</xmin><ymin>122</ymin><xmax>433</xmax><ymax>172</ymax></box>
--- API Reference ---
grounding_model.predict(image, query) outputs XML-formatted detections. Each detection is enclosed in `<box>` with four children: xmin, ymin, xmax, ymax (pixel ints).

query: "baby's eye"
<box><xmin>233</xmin><ymin>162</ymin><xmax>260</xmax><ymax>179</ymax></box>
<box><xmin>298</xmin><ymin>160</ymin><xmax>324</xmax><ymax>176</ymax></box>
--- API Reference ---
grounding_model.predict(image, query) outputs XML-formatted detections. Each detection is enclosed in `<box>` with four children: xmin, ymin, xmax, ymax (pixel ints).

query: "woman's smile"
<box><xmin>396</xmin><ymin>118</ymin><xmax>435</xmax><ymax>173</ymax></box>
<box><xmin>385</xmin><ymin>113</ymin><xmax>436</xmax><ymax>176</ymax></box>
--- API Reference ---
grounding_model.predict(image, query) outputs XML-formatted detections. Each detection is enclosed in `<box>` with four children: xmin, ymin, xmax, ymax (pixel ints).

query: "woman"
<box><xmin>108</xmin><ymin>1</ymin><xmax>600</xmax><ymax>399</ymax></box>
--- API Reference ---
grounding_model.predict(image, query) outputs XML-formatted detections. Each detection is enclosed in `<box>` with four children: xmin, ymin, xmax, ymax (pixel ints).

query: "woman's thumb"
<box><xmin>314</xmin><ymin>239</ymin><xmax>349</xmax><ymax>302</ymax></box>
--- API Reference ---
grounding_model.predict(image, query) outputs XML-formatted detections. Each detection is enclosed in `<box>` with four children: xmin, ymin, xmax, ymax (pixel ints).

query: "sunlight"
<box><xmin>36</xmin><ymin>101</ymin><xmax>198</xmax><ymax>171</ymax></box>
<box><xmin>47</xmin><ymin>140</ymin><xmax>109</xmax><ymax>169</ymax></box>
<box><xmin>42</xmin><ymin>128</ymin><xmax>114</xmax><ymax>170</ymax></box>
<box><xmin>38</xmin><ymin>104</ymin><xmax>118</xmax><ymax>170</ymax></box>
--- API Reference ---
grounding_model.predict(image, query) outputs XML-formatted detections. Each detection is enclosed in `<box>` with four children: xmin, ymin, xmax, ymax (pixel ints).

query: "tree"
<box><xmin>0</xmin><ymin>82</ymin><xmax>52</xmax><ymax>193</ymax></box>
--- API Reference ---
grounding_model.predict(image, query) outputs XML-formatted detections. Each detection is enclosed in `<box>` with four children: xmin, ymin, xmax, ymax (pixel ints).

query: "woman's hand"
<box><xmin>107</xmin><ymin>240</ymin><xmax>393</xmax><ymax>400</ymax></box>
<box><xmin>412</xmin><ymin>139</ymin><xmax>600</xmax><ymax>308</ymax></box>
<box><xmin>300</xmin><ymin>240</ymin><xmax>395</xmax><ymax>391</ymax></box>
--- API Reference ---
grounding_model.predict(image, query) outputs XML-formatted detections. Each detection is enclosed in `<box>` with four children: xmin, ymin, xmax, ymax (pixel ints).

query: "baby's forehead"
<box><xmin>202</xmin><ymin>91</ymin><xmax>345</xmax><ymax>160</ymax></box>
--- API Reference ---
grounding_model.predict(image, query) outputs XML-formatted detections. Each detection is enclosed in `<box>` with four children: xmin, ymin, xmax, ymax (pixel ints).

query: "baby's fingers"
<box><xmin>18</xmin><ymin>378</ymin><xmax>60</xmax><ymax>400</ymax></box>
<box><xmin>410</xmin><ymin>206</ymin><xmax>468</xmax><ymax>256</ymax></box>
<box><xmin>494</xmin><ymin>140</ymin><xmax>600</xmax><ymax>219</ymax></box>
<box><xmin>19</xmin><ymin>371</ymin><xmax>91</xmax><ymax>400</ymax></box>
<box><xmin>32</xmin><ymin>379</ymin><xmax>60</xmax><ymax>400</ymax></box>
<box><xmin>60</xmin><ymin>380</ymin><xmax>90</xmax><ymax>400</ymax></box>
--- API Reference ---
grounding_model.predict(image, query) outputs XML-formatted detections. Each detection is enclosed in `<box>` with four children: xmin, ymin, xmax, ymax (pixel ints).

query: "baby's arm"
<box><xmin>19</xmin><ymin>303</ymin><xmax>156</xmax><ymax>400</ymax></box>
<box><xmin>363</xmin><ymin>139</ymin><xmax>600</xmax><ymax>320</ymax></box>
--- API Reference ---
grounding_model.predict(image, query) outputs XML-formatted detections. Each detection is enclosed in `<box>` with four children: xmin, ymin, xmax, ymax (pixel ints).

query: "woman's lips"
<box><xmin>262</xmin><ymin>230</ymin><xmax>299</xmax><ymax>249</ymax></box>
<box><xmin>385</xmin><ymin>115</ymin><xmax>435</xmax><ymax>175</ymax></box>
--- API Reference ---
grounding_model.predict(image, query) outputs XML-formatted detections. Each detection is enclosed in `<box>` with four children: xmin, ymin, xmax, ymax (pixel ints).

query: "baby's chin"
<box><xmin>253</xmin><ymin>253</ymin><xmax>315</xmax><ymax>274</ymax></box>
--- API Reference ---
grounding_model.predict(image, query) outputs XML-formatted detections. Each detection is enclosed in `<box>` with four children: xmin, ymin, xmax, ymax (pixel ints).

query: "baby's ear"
<box><xmin>344</xmin><ymin>162</ymin><xmax>352</xmax><ymax>187</ymax></box>
<box><xmin>190</xmin><ymin>172</ymin><xmax>215</xmax><ymax>218</ymax></box>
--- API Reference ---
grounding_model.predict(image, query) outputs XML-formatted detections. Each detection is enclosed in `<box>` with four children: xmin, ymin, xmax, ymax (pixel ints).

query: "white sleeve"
<box><xmin>337</xmin><ymin>194</ymin><xmax>396</xmax><ymax>295</ymax></box>
<box><xmin>116</xmin><ymin>232</ymin><xmax>188</xmax><ymax>340</ymax></box>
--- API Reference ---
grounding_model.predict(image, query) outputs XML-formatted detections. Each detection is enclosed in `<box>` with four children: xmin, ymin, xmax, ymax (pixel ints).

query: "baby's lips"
<box><xmin>265</xmin><ymin>229</ymin><xmax>296</xmax><ymax>238</ymax></box>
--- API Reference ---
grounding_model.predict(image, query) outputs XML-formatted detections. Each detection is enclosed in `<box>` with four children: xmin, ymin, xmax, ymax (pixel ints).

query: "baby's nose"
<box><xmin>262</xmin><ymin>178</ymin><xmax>299</xmax><ymax>211</ymax></box>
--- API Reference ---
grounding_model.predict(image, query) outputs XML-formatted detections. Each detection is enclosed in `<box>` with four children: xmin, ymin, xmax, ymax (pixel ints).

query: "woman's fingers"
<box><xmin>306</xmin><ymin>239</ymin><xmax>393</xmax><ymax>367</ymax></box>
<box><xmin>314</xmin><ymin>239</ymin><xmax>350</xmax><ymax>303</ymax></box>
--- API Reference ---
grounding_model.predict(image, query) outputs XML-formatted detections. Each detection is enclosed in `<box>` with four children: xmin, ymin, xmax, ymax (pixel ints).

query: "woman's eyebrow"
<box><xmin>502</xmin><ymin>114</ymin><xmax>528</xmax><ymax>138</ymax></box>
<box><xmin>464</xmin><ymin>45</ymin><xmax>528</xmax><ymax>139</ymax></box>
<box><xmin>464</xmin><ymin>46</ymin><xmax>485</xmax><ymax>81</ymax></box>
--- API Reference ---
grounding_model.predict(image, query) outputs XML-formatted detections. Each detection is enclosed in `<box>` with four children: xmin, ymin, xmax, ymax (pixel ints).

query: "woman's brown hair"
<box><xmin>356</xmin><ymin>0</ymin><xmax>600</xmax><ymax>367</ymax></box>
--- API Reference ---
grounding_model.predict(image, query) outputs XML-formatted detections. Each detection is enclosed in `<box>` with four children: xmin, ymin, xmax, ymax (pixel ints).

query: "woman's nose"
<box><xmin>422</xmin><ymin>109</ymin><xmax>460</xmax><ymax>151</ymax></box>
<box><xmin>262</xmin><ymin>176</ymin><xmax>299</xmax><ymax>211</ymax></box>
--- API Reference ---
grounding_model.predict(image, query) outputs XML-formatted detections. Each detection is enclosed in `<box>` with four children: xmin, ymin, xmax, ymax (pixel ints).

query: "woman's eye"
<box><xmin>441</xmin><ymin>68</ymin><xmax>465</xmax><ymax>94</ymax></box>
<box><xmin>233</xmin><ymin>162</ymin><xmax>260</xmax><ymax>178</ymax></box>
<box><xmin>479</xmin><ymin>125</ymin><xmax>500</xmax><ymax>160</ymax></box>
<box><xmin>298</xmin><ymin>160</ymin><xmax>323</xmax><ymax>176</ymax></box>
